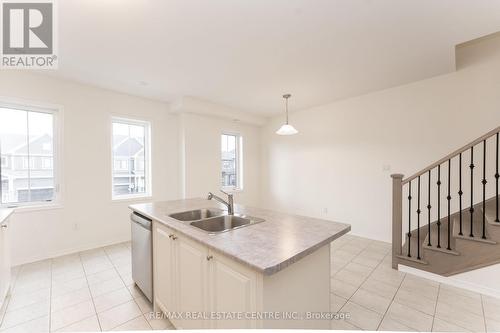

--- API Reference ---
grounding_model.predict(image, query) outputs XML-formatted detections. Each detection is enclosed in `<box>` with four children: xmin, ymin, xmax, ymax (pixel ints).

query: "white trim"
<box><xmin>0</xmin><ymin>97</ymin><xmax>64</xmax><ymax>208</ymax></box>
<box><xmin>398</xmin><ymin>264</ymin><xmax>500</xmax><ymax>299</ymax></box>
<box><xmin>110</xmin><ymin>194</ymin><xmax>153</xmax><ymax>203</ymax></box>
<box><xmin>110</xmin><ymin>116</ymin><xmax>152</xmax><ymax>201</ymax></box>
<box><xmin>170</xmin><ymin>96</ymin><xmax>267</xmax><ymax>126</ymax></box>
<box><xmin>12</xmin><ymin>237</ymin><xmax>130</xmax><ymax>267</ymax></box>
<box><xmin>9</xmin><ymin>203</ymin><xmax>63</xmax><ymax>213</ymax></box>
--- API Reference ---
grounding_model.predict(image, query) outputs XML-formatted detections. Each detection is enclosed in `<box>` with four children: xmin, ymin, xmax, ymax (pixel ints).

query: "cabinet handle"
<box><xmin>168</xmin><ymin>234</ymin><xmax>174</xmax><ymax>238</ymax></box>
<box><xmin>206</xmin><ymin>255</ymin><xmax>213</xmax><ymax>261</ymax></box>
<box><xmin>0</xmin><ymin>224</ymin><xmax>7</xmax><ymax>229</ymax></box>
<box><xmin>172</xmin><ymin>235</ymin><xmax>178</xmax><ymax>240</ymax></box>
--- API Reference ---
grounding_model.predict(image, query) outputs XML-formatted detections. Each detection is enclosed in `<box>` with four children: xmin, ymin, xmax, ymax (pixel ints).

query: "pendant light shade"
<box><xmin>276</xmin><ymin>124</ymin><xmax>298</xmax><ymax>135</ymax></box>
<box><xmin>276</xmin><ymin>94</ymin><xmax>298</xmax><ymax>135</ymax></box>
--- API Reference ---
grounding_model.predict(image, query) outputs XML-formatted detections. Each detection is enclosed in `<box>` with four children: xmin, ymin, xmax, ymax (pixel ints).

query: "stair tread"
<box><xmin>423</xmin><ymin>244</ymin><xmax>460</xmax><ymax>255</ymax></box>
<box><xmin>422</xmin><ymin>218</ymin><xmax>456</xmax><ymax>251</ymax></box>
<box><xmin>396</xmin><ymin>254</ymin><xmax>428</xmax><ymax>265</ymax></box>
<box><xmin>455</xmin><ymin>233</ymin><xmax>497</xmax><ymax>244</ymax></box>
<box><xmin>453</xmin><ymin>212</ymin><xmax>496</xmax><ymax>244</ymax></box>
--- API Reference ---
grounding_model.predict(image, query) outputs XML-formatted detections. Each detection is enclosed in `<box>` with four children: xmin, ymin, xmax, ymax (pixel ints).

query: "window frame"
<box><xmin>220</xmin><ymin>132</ymin><xmax>243</xmax><ymax>192</ymax></box>
<box><xmin>110</xmin><ymin>116</ymin><xmax>152</xmax><ymax>201</ymax></box>
<box><xmin>0</xmin><ymin>98</ymin><xmax>63</xmax><ymax>209</ymax></box>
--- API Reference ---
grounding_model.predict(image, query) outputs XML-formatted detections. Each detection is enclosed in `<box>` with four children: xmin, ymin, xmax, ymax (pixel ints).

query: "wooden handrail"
<box><xmin>402</xmin><ymin>126</ymin><xmax>500</xmax><ymax>185</ymax></box>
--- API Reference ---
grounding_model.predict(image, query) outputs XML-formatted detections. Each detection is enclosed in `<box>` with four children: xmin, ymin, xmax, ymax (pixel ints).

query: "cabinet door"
<box><xmin>0</xmin><ymin>218</ymin><xmax>11</xmax><ymax>306</ymax></box>
<box><xmin>176</xmin><ymin>235</ymin><xmax>209</xmax><ymax>329</ymax></box>
<box><xmin>153</xmin><ymin>224</ymin><xmax>176</xmax><ymax>317</ymax></box>
<box><xmin>208</xmin><ymin>251</ymin><xmax>258</xmax><ymax>329</ymax></box>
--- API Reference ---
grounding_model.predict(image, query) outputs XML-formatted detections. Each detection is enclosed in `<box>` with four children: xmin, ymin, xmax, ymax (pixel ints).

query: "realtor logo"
<box><xmin>1</xmin><ymin>0</ymin><xmax>58</xmax><ymax>69</ymax></box>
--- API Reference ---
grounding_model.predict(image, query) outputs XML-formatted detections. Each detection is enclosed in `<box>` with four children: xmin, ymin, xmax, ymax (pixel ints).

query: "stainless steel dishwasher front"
<box><xmin>131</xmin><ymin>212</ymin><xmax>152</xmax><ymax>302</ymax></box>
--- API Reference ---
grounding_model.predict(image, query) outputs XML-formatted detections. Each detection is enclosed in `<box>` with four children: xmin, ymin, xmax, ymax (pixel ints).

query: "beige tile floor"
<box><xmin>1</xmin><ymin>236</ymin><xmax>499</xmax><ymax>332</ymax></box>
<box><xmin>0</xmin><ymin>242</ymin><xmax>173</xmax><ymax>332</ymax></box>
<box><xmin>330</xmin><ymin>235</ymin><xmax>500</xmax><ymax>332</ymax></box>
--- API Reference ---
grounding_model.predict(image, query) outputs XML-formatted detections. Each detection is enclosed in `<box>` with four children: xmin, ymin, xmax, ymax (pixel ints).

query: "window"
<box><xmin>111</xmin><ymin>117</ymin><xmax>151</xmax><ymax>199</ymax></box>
<box><xmin>0</xmin><ymin>105</ymin><xmax>59</xmax><ymax>206</ymax></box>
<box><xmin>221</xmin><ymin>133</ymin><xmax>242</xmax><ymax>190</ymax></box>
<box><xmin>41</xmin><ymin>157</ymin><xmax>52</xmax><ymax>169</ymax></box>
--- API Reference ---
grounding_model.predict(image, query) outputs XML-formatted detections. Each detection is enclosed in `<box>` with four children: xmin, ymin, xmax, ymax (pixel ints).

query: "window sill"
<box><xmin>111</xmin><ymin>195</ymin><xmax>153</xmax><ymax>203</ymax></box>
<box><xmin>221</xmin><ymin>188</ymin><xmax>244</xmax><ymax>193</ymax></box>
<box><xmin>5</xmin><ymin>203</ymin><xmax>64</xmax><ymax>214</ymax></box>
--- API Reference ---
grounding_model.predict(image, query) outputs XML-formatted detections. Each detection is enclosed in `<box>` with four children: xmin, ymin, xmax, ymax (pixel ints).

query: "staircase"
<box><xmin>391</xmin><ymin>126</ymin><xmax>500</xmax><ymax>276</ymax></box>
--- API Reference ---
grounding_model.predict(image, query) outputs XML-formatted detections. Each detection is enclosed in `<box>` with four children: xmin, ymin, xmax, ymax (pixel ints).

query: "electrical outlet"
<box><xmin>322</xmin><ymin>207</ymin><xmax>328</xmax><ymax>215</ymax></box>
<box><xmin>73</xmin><ymin>223</ymin><xmax>79</xmax><ymax>230</ymax></box>
<box><xmin>383</xmin><ymin>164</ymin><xmax>391</xmax><ymax>172</ymax></box>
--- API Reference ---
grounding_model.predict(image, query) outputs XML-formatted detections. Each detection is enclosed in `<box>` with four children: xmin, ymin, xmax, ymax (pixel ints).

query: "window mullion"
<box><xmin>26</xmin><ymin>110</ymin><xmax>32</xmax><ymax>203</ymax></box>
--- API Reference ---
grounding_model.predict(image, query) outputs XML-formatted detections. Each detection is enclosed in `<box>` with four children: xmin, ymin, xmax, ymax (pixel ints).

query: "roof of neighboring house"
<box><xmin>113</xmin><ymin>137</ymin><xmax>144</xmax><ymax>157</ymax></box>
<box><xmin>1</xmin><ymin>134</ymin><xmax>53</xmax><ymax>155</ymax></box>
<box><xmin>222</xmin><ymin>150</ymin><xmax>236</xmax><ymax>160</ymax></box>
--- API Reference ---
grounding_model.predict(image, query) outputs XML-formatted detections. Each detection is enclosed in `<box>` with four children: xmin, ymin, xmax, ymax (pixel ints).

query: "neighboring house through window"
<box><xmin>221</xmin><ymin>133</ymin><xmax>242</xmax><ymax>190</ymax></box>
<box><xmin>111</xmin><ymin>117</ymin><xmax>151</xmax><ymax>199</ymax></box>
<box><xmin>0</xmin><ymin>103</ymin><xmax>59</xmax><ymax>206</ymax></box>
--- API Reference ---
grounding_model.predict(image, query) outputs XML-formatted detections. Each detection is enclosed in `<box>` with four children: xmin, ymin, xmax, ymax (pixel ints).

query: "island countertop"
<box><xmin>129</xmin><ymin>198</ymin><xmax>350</xmax><ymax>275</ymax></box>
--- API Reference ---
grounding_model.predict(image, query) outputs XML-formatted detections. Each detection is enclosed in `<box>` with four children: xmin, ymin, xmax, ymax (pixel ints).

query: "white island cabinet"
<box><xmin>0</xmin><ymin>209</ymin><xmax>13</xmax><ymax>310</ymax></box>
<box><xmin>132</xmin><ymin>199</ymin><xmax>351</xmax><ymax>329</ymax></box>
<box><xmin>154</xmin><ymin>222</ymin><xmax>259</xmax><ymax>329</ymax></box>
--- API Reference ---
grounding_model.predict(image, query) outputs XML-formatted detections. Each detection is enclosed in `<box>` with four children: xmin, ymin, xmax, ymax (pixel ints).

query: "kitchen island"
<box><xmin>130</xmin><ymin>198</ymin><xmax>350</xmax><ymax>329</ymax></box>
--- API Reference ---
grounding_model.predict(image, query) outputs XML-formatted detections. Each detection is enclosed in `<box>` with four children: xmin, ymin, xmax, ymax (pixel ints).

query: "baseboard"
<box><xmin>399</xmin><ymin>264</ymin><xmax>500</xmax><ymax>299</ymax></box>
<box><xmin>12</xmin><ymin>237</ymin><xmax>131</xmax><ymax>267</ymax></box>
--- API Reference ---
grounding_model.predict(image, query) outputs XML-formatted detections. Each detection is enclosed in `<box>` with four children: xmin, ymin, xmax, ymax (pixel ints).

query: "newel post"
<box><xmin>391</xmin><ymin>174</ymin><xmax>404</xmax><ymax>269</ymax></box>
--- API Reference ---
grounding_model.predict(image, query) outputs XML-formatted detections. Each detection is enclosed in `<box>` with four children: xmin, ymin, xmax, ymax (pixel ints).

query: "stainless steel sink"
<box><xmin>168</xmin><ymin>208</ymin><xmax>226</xmax><ymax>222</ymax></box>
<box><xmin>190</xmin><ymin>214</ymin><xmax>265</xmax><ymax>234</ymax></box>
<box><xmin>169</xmin><ymin>207</ymin><xmax>265</xmax><ymax>234</ymax></box>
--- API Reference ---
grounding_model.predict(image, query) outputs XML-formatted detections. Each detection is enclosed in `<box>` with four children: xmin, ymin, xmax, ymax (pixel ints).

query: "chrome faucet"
<box><xmin>207</xmin><ymin>190</ymin><xmax>234</xmax><ymax>215</ymax></box>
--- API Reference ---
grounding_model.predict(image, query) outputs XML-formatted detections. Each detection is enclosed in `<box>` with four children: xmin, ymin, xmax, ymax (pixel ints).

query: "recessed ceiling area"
<box><xmin>53</xmin><ymin>0</ymin><xmax>500</xmax><ymax>115</ymax></box>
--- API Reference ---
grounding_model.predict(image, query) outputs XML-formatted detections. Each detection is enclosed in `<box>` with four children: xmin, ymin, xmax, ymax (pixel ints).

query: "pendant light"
<box><xmin>276</xmin><ymin>94</ymin><xmax>298</xmax><ymax>135</ymax></box>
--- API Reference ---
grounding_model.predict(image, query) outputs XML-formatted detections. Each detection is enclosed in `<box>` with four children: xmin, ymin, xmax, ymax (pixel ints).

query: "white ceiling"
<box><xmin>52</xmin><ymin>0</ymin><xmax>500</xmax><ymax>115</ymax></box>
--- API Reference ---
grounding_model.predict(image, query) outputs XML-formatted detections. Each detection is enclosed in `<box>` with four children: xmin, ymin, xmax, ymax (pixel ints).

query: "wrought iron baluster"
<box><xmin>496</xmin><ymin>132</ymin><xmax>499</xmax><ymax>223</ymax></box>
<box><xmin>459</xmin><ymin>153</ymin><xmax>463</xmax><ymax>235</ymax></box>
<box><xmin>417</xmin><ymin>176</ymin><xmax>421</xmax><ymax>259</ymax></box>
<box><xmin>427</xmin><ymin>170</ymin><xmax>432</xmax><ymax>246</ymax></box>
<box><xmin>407</xmin><ymin>181</ymin><xmax>412</xmax><ymax>257</ymax></box>
<box><xmin>482</xmin><ymin>140</ymin><xmax>487</xmax><ymax>239</ymax></box>
<box><xmin>437</xmin><ymin>165</ymin><xmax>441</xmax><ymax>248</ymax></box>
<box><xmin>447</xmin><ymin>159</ymin><xmax>452</xmax><ymax>250</ymax></box>
<box><xmin>470</xmin><ymin>146</ymin><xmax>475</xmax><ymax>238</ymax></box>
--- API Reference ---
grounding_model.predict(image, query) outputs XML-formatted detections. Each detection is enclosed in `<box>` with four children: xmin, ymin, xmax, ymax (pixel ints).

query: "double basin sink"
<box><xmin>168</xmin><ymin>208</ymin><xmax>265</xmax><ymax>234</ymax></box>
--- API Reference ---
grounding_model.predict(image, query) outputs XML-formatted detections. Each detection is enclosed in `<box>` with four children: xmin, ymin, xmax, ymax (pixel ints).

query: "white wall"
<box><xmin>0</xmin><ymin>72</ymin><xmax>181</xmax><ymax>266</ymax></box>
<box><xmin>260</xmin><ymin>34</ymin><xmax>500</xmax><ymax>243</ymax></box>
<box><xmin>178</xmin><ymin>112</ymin><xmax>262</xmax><ymax>206</ymax></box>
<box><xmin>0</xmin><ymin>74</ymin><xmax>263</xmax><ymax>266</ymax></box>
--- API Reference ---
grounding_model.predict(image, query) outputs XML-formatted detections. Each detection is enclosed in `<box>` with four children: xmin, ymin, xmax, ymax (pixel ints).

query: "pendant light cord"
<box><xmin>286</xmin><ymin>97</ymin><xmax>289</xmax><ymax>124</ymax></box>
<box><xmin>283</xmin><ymin>94</ymin><xmax>291</xmax><ymax>125</ymax></box>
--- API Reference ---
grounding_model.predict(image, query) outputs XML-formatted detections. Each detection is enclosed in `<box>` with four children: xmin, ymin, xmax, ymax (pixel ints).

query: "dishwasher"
<box><xmin>131</xmin><ymin>212</ymin><xmax>153</xmax><ymax>302</ymax></box>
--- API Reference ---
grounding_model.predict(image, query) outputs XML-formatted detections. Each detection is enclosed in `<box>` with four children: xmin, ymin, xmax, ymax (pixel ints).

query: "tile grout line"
<box><xmin>103</xmin><ymin>244</ymin><xmax>131</xmax><ymax>292</ymax></box>
<box><xmin>375</xmin><ymin>268</ymin><xmax>407</xmax><ymax>331</ymax></box>
<box><xmin>0</xmin><ymin>264</ymin><xmax>51</xmax><ymax>332</ymax></box>
<box><xmin>50</xmin><ymin>247</ymin><xmax>139</xmax><ymax>330</ymax></box>
<box><xmin>78</xmin><ymin>251</ymin><xmax>103</xmax><ymax>332</ymax></box>
<box><xmin>480</xmin><ymin>294</ymin><xmax>487</xmax><ymax>332</ymax></box>
<box><xmin>101</xmin><ymin>244</ymin><xmax>154</xmax><ymax>331</ymax></box>
<box><xmin>430</xmin><ymin>282</ymin><xmax>441</xmax><ymax>332</ymax></box>
<box><xmin>104</xmin><ymin>245</ymin><xmax>154</xmax><ymax>330</ymax></box>
<box><xmin>48</xmin><ymin>258</ymin><xmax>53</xmax><ymax>332</ymax></box>
<box><xmin>0</xmin><ymin>267</ymin><xmax>18</xmax><ymax>329</ymax></box>
<box><xmin>3</xmin><ymin>251</ymin><xmax>129</xmax><ymax>332</ymax></box>
<box><xmin>335</xmin><ymin>239</ymin><xmax>392</xmax><ymax>329</ymax></box>
<box><xmin>394</xmin><ymin>280</ymin><xmax>474</xmax><ymax>333</ymax></box>
<box><xmin>331</xmin><ymin>237</ymin><xmax>375</xmax><ymax>330</ymax></box>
